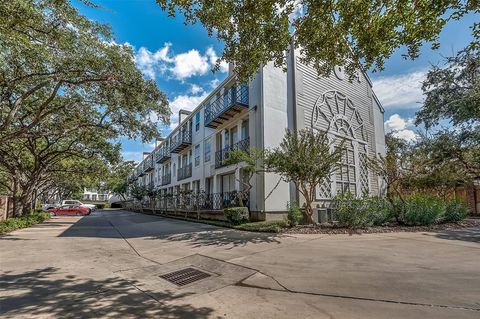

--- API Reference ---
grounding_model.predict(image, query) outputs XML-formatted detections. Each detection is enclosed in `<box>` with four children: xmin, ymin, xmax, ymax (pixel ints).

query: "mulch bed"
<box><xmin>282</xmin><ymin>219</ymin><xmax>480</xmax><ymax>235</ymax></box>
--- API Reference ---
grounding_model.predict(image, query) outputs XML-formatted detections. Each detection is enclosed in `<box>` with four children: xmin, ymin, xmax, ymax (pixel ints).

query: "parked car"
<box><xmin>61</xmin><ymin>200</ymin><xmax>96</xmax><ymax>211</ymax></box>
<box><xmin>48</xmin><ymin>205</ymin><xmax>91</xmax><ymax>216</ymax></box>
<box><xmin>41</xmin><ymin>203</ymin><xmax>59</xmax><ymax>211</ymax></box>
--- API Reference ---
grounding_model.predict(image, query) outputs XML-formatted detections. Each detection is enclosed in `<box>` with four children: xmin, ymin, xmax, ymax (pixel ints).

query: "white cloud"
<box><xmin>392</xmin><ymin>129</ymin><xmax>417</xmax><ymax>141</ymax></box>
<box><xmin>121</xmin><ymin>151</ymin><xmax>142</xmax><ymax>163</ymax></box>
<box><xmin>134</xmin><ymin>44</ymin><xmax>227</xmax><ymax>81</ymax></box>
<box><xmin>167</xmin><ymin>91</ymin><xmax>209</xmax><ymax>130</ymax></box>
<box><xmin>384</xmin><ymin>114</ymin><xmax>417</xmax><ymax>141</ymax></box>
<box><xmin>206</xmin><ymin>47</ymin><xmax>229</xmax><ymax>73</ymax></box>
<box><xmin>209</xmin><ymin>78</ymin><xmax>220</xmax><ymax>88</ymax></box>
<box><xmin>171</xmin><ymin>49</ymin><xmax>210</xmax><ymax>80</ymax></box>
<box><xmin>190</xmin><ymin>84</ymin><xmax>203</xmax><ymax>94</ymax></box>
<box><xmin>372</xmin><ymin>71</ymin><xmax>426</xmax><ymax>110</ymax></box>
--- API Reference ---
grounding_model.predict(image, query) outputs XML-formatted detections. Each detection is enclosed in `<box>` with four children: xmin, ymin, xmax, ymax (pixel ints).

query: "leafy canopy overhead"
<box><xmin>416</xmin><ymin>47</ymin><xmax>480</xmax><ymax>129</ymax></box>
<box><xmin>0</xmin><ymin>0</ymin><xmax>170</xmax><ymax>143</ymax></box>
<box><xmin>157</xmin><ymin>0</ymin><xmax>479</xmax><ymax>79</ymax></box>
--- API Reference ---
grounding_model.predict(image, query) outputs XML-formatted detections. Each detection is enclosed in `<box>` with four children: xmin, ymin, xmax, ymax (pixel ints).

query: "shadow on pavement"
<box><xmin>154</xmin><ymin>229</ymin><xmax>282</xmax><ymax>248</ymax></box>
<box><xmin>58</xmin><ymin>210</ymin><xmax>283</xmax><ymax>248</ymax></box>
<box><xmin>0</xmin><ymin>267</ymin><xmax>216</xmax><ymax>318</ymax></box>
<box><xmin>425</xmin><ymin>228</ymin><xmax>480</xmax><ymax>243</ymax></box>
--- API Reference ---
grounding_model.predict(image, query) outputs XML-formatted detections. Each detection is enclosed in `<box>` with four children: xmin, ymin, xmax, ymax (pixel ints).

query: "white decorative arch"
<box><xmin>311</xmin><ymin>90</ymin><xmax>367</xmax><ymax>143</ymax></box>
<box><xmin>311</xmin><ymin>90</ymin><xmax>370</xmax><ymax>200</ymax></box>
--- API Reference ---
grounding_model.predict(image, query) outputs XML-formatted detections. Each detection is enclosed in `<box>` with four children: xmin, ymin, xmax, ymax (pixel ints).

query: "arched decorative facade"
<box><xmin>311</xmin><ymin>90</ymin><xmax>370</xmax><ymax>200</ymax></box>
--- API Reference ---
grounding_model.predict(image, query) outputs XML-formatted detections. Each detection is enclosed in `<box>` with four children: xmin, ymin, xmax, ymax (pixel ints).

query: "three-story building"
<box><xmin>127</xmin><ymin>45</ymin><xmax>386</xmax><ymax>222</ymax></box>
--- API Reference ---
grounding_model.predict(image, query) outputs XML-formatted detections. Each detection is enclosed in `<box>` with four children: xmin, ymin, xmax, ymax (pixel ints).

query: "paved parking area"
<box><xmin>1</xmin><ymin>209</ymin><xmax>479</xmax><ymax>318</ymax></box>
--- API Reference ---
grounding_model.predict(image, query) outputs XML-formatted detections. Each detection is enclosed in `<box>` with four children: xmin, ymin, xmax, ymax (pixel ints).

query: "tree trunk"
<box><xmin>304</xmin><ymin>200</ymin><xmax>314</xmax><ymax>224</ymax></box>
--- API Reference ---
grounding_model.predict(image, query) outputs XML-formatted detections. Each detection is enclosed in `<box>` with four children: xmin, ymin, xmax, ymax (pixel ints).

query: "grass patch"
<box><xmin>233</xmin><ymin>220</ymin><xmax>288</xmax><ymax>233</ymax></box>
<box><xmin>0</xmin><ymin>211</ymin><xmax>51</xmax><ymax>235</ymax></box>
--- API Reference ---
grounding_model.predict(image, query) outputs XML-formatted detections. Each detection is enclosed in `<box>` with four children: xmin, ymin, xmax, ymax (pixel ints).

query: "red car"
<box><xmin>48</xmin><ymin>205</ymin><xmax>91</xmax><ymax>216</ymax></box>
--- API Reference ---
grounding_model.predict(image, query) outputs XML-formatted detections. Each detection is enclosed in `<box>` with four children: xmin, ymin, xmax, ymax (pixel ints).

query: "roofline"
<box><xmin>153</xmin><ymin>73</ymin><xmax>238</xmax><ymax>153</ymax></box>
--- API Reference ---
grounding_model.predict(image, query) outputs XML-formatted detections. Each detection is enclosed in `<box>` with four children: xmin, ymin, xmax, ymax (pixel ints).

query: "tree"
<box><xmin>0</xmin><ymin>0</ymin><xmax>170</xmax><ymax>143</ymax></box>
<box><xmin>224</xmin><ymin>148</ymin><xmax>264</xmax><ymax>207</ymax></box>
<box><xmin>156</xmin><ymin>0</ymin><xmax>479</xmax><ymax>80</ymax></box>
<box><xmin>265</xmin><ymin>129</ymin><xmax>342</xmax><ymax>224</ymax></box>
<box><xmin>130</xmin><ymin>184</ymin><xmax>147</xmax><ymax>201</ymax></box>
<box><xmin>106</xmin><ymin>161</ymin><xmax>137</xmax><ymax>201</ymax></box>
<box><xmin>416</xmin><ymin>47</ymin><xmax>479</xmax><ymax>129</ymax></box>
<box><xmin>0</xmin><ymin>0</ymin><xmax>171</xmax><ymax>215</ymax></box>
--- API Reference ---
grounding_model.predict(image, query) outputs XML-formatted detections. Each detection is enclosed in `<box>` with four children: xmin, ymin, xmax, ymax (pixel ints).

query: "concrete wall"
<box><xmin>260</xmin><ymin>62</ymin><xmax>291</xmax><ymax>216</ymax></box>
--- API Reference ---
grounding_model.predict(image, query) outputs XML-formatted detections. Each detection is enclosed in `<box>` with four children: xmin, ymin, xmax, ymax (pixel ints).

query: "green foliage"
<box><xmin>366</xmin><ymin>196</ymin><xmax>394</xmax><ymax>226</ymax></box>
<box><xmin>0</xmin><ymin>211</ymin><xmax>50</xmax><ymax>235</ymax></box>
<box><xmin>416</xmin><ymin>47</ymin><xmax>479</xmax><ymax>129</ymax></box>
<box><xmin>130</xmin><ymin>184</ymin><xmax>147</xmax><ymax>201</ymax></box>
<box><xmin>286</xmin><ymin>201</ymin><xmax>302</xmax><ymax>226</ymax></box>
<box><xmin>0</xmin><ymin>0</ymin><xmax>169</xmax><ymax>214</ymax></box>
<box><xmin>401</xmin><ymin>194</ymin><xmax>446</xmax><ymax>226</ymax></box>
<box><xmin>333</xmin><ymin>192</ymin><xmax>374</xmax><ymax>229</ymax></box>
<box><xmin>265</xmin><ymin>129</ymin><xmax>342</xmax><ymax>224</ymax></box>
<box><xmin>157</xmin><ymin>0</ymin><xmax>478</xmax><ymax>80</ymax></box>
<box><xmin>223</xmin><ymin>207</ymin><xmax>249</xmax><ymax>225</ymax></box>
<box><xmin>224</xmin><ymin>149</ymin><xmax>264</xmax><ymax>207</ymax></box>
<box><xmin>234</xmin><ymin>220</ymin><xmax>288</xmax><ymax>233</ymax></box>
<box><xmin>443</xmin><ymin>199</ymin><xmax>468</xmax><ymax>223</ymax></box>
<box><xmin>107</xmin><ymin>161</ymin><xmax>137</xmax><ymax>201</ymax></box>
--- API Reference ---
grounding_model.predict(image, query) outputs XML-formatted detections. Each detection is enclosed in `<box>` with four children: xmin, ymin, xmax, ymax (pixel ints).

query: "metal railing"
<box><xmin>170</xmin><ymin>128</ymin><xmax>192</xmax><ymax>153</ymax></box>
<box><xmin>177</xmin><ymin>163</ymin><xmax>192</xmax><ymax>181</ymax></box>
<box><xmin>155</xmin><ymin>146</ymin><xmax>170</xmax><ymax>163</ymax></box>
<box><xmin>215</xmin><ymin>137</ymin><xmax>250</xmax><ymax>168</ymax></box>
<box><xmin>204</xmin><ymin>85</ymin><xmax>248</xmax><ymax>126</ymax></box>
<box><xmin>143</xmin><ymin>155</ymin><xmax>154</xmax><ymax>172</ymax></box>
<box><xmin>150</xmin><ymin>191</ymin><xmax>249</xmax><ymax>211</ymax></box>
<box><xmin>161</xmin><ymin>173</ymin><xmax>171</xmax><ymax>186</ymax></box>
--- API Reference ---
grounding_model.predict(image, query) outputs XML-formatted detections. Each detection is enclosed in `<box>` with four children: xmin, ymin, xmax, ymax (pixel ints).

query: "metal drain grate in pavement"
<box><xmin>159</xmin><ymin>267</ymin><xmax>211</xmax><ymax>286</ymax></box>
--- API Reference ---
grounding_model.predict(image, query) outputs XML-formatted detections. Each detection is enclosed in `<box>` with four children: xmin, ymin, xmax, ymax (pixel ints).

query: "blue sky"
<box><xmin>74</xmin><ymin>1</ymin><xmax>478</xmax><ymax>161</ymax></box>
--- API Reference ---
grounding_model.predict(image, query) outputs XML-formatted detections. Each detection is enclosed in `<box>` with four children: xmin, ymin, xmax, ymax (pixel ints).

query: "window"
<box><xmin>195</xmin><ymin>112</ymin><xmax>200</xmax><ymax>131</ymax></box>
<box><xmin>194</xmin><ymin>144</ymin><xmax>200</xmax><ymax>167</ymax></box>
<box><xmin>241</xmin><ymin>120</ymin><xmax>249</xmax><ymax>140</ymax></box>
<box><xmin>204</xmin><ymin>137</ymin><xmax>211</xmax><ymax>162</ymax></box>
<box><xmin>335</xmin><ymin>146</ymin><xmax>357</xmax><ymax>196</ymax></box>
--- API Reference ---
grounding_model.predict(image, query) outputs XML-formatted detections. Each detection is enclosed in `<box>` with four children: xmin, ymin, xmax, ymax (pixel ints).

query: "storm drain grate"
<box><xmin>159</xmin><ymin>267</ymin><xmax>211</xmax><ymax>286</ymax></box>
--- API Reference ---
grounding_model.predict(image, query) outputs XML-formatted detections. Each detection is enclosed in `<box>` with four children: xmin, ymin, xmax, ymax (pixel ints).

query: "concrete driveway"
<box><xmin>0</xmin><ymin>209</ymin><xmax>479</xmax><ymax>318</ymax></box>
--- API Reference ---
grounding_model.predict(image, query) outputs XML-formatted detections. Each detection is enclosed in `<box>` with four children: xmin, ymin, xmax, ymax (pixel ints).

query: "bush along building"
<box><xmin>126</xmin><ymin>46</ymin><xmax>386</xmax><ymax>222</ymax></box>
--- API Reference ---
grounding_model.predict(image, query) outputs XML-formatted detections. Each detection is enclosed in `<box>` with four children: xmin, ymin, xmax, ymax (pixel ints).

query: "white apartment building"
<box><xmin>127</xmin><ymin>46</ymin><xmax>386</xmax><ymax>221</ymax></box>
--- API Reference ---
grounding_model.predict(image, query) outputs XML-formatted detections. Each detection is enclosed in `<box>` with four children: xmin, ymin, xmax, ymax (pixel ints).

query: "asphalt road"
<box><xmin>1</xmin><ymin>209</ymin><xmax>479</xmax><ymax>318</ymax></box>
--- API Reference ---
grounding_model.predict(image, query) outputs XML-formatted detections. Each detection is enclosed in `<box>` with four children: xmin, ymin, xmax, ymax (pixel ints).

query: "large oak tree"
<box><xmin>156</xmin><ymin>0</ymin><xmax>479</xmax><ymax>80</ymax></box>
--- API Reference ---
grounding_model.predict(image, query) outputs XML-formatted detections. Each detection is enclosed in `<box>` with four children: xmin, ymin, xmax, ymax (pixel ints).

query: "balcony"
<box><xmin>170</xmin><ymin>128</ymin><xmax>192</xmax><ymax>153</ymax></box>
<box><xmin>177</xmin><ymin>163</ymin><xmax>192</xmax><ymax>181</ymax></box>
<box><xmin>215</xmin><ymin>137</ymin><xmax>250</xmax><ymax>168</ymax></box>
<box><xmin>143</xmin><ymin>155</ymin><xmax>154</xmax><ymax>172</ymax></box>
<box><xmin>155</xmin><ymin>146</ymin><xmax>171</xmax><ymax>163</ymax></box>
<box><xmin>205</xmin><ymin>85</ymin><xmax>249</xmax><ymax>129</ymax></box>
<box><xmin>161</xmin><ymin>173</ymin><xmax>171</xmax><ymax>186</ymax></box>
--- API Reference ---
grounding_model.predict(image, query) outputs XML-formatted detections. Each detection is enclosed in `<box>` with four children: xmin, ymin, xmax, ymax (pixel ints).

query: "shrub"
<box><xmin>332</xmin><ymin>192</ymin><xmax>373</xmax><ymax>228</ymax></box>
<box><xmin>443</xmin><ymin>199</ymin><xmax>468</xmax><ymax>223</ymax></box>
<box><xmin>0</xmin><ymin>211</ymin><xmax>51</xmax><ymax>235</ymax></box>
<box><xmin>234</xmin><ymin>220</ymin><xmax>288</xmax><ymax>233</ymax></box>
<box><xmin>286</xmin><ymin>201</ymin><xmax>302</xmax><ymax>226</ymax></box>
<box><xmin>224</xmin><ymin>207</ymin><xmax>249</xmax><ymax>225</ymax></box>
<box><xmin>366</xmin><ymin>196</ymin><xmax>393</xmax><ymax>226</ymax></box>
<box><xmin>402</xmin><ymin>194</ymin><xmax>445</xmax><ymax>226</ymax></box>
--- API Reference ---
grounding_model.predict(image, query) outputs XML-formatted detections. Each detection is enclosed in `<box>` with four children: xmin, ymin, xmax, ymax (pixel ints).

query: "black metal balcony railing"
<box><xmin>170</xmin><ymin>128</ymin><xmax>192</xmax><ymax>153</ymax></box>
<box><xmin>177</xmin><ymin>163</ymin><xmax>192</xmax><ymax>181</ymax></box>
<box><xmin>215</xmin><ymin>137</ymin><xmax>250</xmax><ymax>168</ymax></box>
<box><xmin>138</xmin><ymin>165</ymin><xmax>145</xmax><ymax>177</ymax></box>
<box><xmin>153</xmin><ymin>191</ymin><xmax>249</xmax><ymax>211</ymax></box>
<box><xmin>143</xmin><ymin>156</ymin><xmax>154</xmax><ymax>172</ymax></box>
<box><xmin>161</xmin><ymin>173</ymin><xmax>171</xmax><ymax>186</ymax></box>
<box><xmin>155</xmin><ymin>146</ymin><xmax>171</xmax><ymax>163</ymax></box>
<box><xmin>205</xmin><ymin>85</ymin><xmax>249</xmax><ymax>128</ymax></box>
